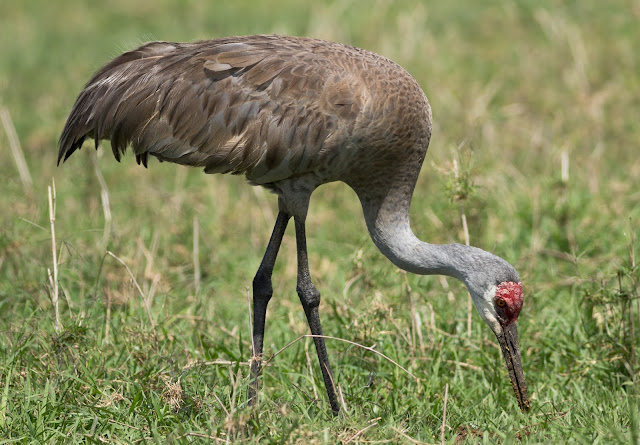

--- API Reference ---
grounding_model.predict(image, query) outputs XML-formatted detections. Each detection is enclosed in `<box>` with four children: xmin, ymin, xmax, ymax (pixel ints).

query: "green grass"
<box><xmin>1</xmin><ymin>0</ymin><xmax>639</xmax><ymax>443</ymax></box>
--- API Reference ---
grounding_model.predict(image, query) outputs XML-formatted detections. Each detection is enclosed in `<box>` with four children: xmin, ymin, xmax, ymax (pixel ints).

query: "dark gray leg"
<box><xmin>249</xmin><ymin>211</ymin><xmax>290</xmax><ymax>407</ymax></box>
<box><xmin>293</xmin><ymin>216</ymin><xmax>340</xmax><ymax>415</ymax></box>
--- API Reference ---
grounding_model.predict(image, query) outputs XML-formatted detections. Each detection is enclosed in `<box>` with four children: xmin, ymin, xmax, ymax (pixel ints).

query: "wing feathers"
<box><xmin>59</xmin><ymin>36</ymin><xmax>367</xmax><ymax>183</ymax></box>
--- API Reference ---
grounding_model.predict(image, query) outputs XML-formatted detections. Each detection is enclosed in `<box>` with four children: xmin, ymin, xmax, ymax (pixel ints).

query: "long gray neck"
<box><xmin>363</xmin><ymin>203</ymin><xmax>469</xmax><ymax>282</ymax></box>
<box><xmin>354</xmin><ymin>180</ymin><xmax>500</xmax><ymax>289</ymax></box>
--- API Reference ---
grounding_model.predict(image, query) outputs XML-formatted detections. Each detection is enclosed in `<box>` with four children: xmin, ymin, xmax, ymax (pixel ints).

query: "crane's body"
<box><xmin>60</xmin><ymin>36</ymin><xmax>427</xmax><ymax>190</ymax></box>
<box><xmin>59</xmin><ymin>35</ymin><xmax>530</xmax><ymax>414</ymax></box>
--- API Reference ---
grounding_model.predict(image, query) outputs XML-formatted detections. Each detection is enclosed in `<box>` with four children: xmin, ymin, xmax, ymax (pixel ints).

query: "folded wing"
<box><xmin>58</xmin><ymin>35</ymin><xmax>368</xmax><ymax>184</ymax></box>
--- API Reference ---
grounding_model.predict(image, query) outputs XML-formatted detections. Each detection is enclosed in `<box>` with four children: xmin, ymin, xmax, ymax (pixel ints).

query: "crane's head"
<box><xmin>470</xmin><ymin>276</ymin><xmax>530</xmax><ymax>412</ymax></box>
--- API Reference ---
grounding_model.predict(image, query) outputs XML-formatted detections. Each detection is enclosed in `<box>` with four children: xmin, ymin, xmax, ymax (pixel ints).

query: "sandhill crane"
<box><xmin>58</xmin><ymin>35</ymin><xmax>530</xmax><ymax>414</ymax></box>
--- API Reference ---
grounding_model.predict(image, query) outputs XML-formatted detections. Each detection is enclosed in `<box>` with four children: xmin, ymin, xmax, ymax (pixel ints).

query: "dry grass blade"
<box><xmin>264</xmin><ymin>334</ymin><xmax>418</xmax><ymax>380</ymax></box>
<box><xmin>391</xmin><ymin>426</ymin><xmax>434</xmax><ymax>445</ymax></box>
<box><xmin>1</xmin><ymin>107</ymin><xmax>32</xmax><ymax>191</ymax></box>
<box><xmin>107</xmin><ymin>419</ymin><xmax>147</xmax><ymax>432</ymax></box>
<box><xmin>89</xmin><ymin>150</ymin><xmax>112</xmax><ymax>248</ymax></box>
<box><xmin>343</xmin><ymin>418</ymin><xmax>380</xmax><ymax>443</ymax></box>
<box><xmin>212</xmin><ymin>392</ymin><xmax>230</xmax><ymax>417</ymax></box>
<box><xmin>106</xmin><ymin>250</ymin><xmax>155</xmax><ymax>332</ymax></box>
<box><xmin>338</xmin><ymin>383</ymin><xmax>347</xmax><ymax>414</ymax></box>
<box><xmin>178</xmin><ymin>432</ymin><xmax>227</xmax><ymax>442</ymax></box>
<box><xmin>104</xmin><ymin>289</ymin><xmax>112</xmax><ymax>344</ymax></box>
<box><xmin>0</xmin><ymin>365</ymin><xmax>11</xmax><ymax>428</ymax></box>
<box><xmin>561</xmin><ymin>150</ymin><xmax>569</xmax><ymax>183</ymax></box>
<box><xmin>440</xmin><ymin>382</ymin><xmax>449</xmax><ymax>445</ymax></box>
<box><xmin>182</xmin><ymin>359</ymin><xmax>250</xmax><ymax>369</ymax></box>
<box><xmin>404</xmin><ymin>272</ymin><xmax>425</xmax><ymax>354</ymax></box>
<box><xmin>193</xmin><ymin>216</ymin><xmax>200</xmax><ymax>296</ymax></box>
<box><xmin>305</xmin><ymin>338</ymin><xmax>320</xmax><ymax>401</ymax></box>
<box><xmin>48</xmin><ymin>180</ymin><xmax>61</xmax><ymax>333</ymax></box>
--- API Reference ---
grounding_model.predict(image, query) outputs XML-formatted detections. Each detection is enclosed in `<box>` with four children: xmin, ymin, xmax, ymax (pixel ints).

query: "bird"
<box><xmin>58</xmin><ymin>34</ymin><xmax>530</xmax><ymax>414</ymax></box>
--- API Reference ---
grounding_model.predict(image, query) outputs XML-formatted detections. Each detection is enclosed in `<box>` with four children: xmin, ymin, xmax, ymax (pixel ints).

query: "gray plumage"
<box><xmin>59</xmin><ymin>35</ymin><xmax>529</xmax><ymax>414</ymax></box>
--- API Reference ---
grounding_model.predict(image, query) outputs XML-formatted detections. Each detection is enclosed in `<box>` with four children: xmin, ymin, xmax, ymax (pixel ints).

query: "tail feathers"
<box><xmin>58</xmin><ymin>72</ymin><xmax>140</xmax><ymax>165</ymax></box>
<box><xmin>57</xmin><ymin>104</ymin><xmax>93</xmax><ymax>165</ymax></box>
<box><xmin>58</xmin><ymin>76</ymin><xmax>125</xmax><ymax>165</ymax></box>
<box><xmin>58</xmin><ymin>41</ymin><xmax>180</xmax><ymax>166</ymax></box>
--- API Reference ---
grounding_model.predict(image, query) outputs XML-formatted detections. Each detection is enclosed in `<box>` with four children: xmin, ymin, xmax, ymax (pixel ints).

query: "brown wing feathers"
<box><xmin>58</xmin><ymin>36</ymin><xmax>365</xmax><ymax>183</ymax></box>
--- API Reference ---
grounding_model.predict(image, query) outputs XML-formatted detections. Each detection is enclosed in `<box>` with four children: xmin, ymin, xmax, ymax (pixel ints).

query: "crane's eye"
<box><xmin>496</xmin><ymin>299</ymin><xmax>506</xmax><ymax>307</ymax></box>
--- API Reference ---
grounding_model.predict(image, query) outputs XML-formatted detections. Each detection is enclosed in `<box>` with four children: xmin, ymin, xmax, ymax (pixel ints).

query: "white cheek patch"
<box><xmin>474</xmin><ymin>284</ymin><xmax>502</xmax><ymax>335</ymax></box>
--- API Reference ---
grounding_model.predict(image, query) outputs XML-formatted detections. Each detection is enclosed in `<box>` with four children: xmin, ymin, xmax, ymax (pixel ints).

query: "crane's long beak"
<box><xmin>496</xmin><ymin>322</ymin><xmax>530</xmax><ymax>412</ymax></box>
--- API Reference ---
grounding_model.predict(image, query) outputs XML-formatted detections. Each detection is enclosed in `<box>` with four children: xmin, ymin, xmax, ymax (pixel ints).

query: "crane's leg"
<box><xmin>293</xmin><ymin>216</ymin><xmax>341</xmax><ymax>415</ymax></box>
<box><xmin>249</xmin><ymin>210</ymin><xmax>291</xmax><ymax>407</ymax></box>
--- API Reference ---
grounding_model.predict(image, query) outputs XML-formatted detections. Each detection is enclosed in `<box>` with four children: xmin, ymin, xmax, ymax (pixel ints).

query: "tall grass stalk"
<box><xmin>90</xmin><ymin>150</ymin><xmax>112</xmax><ymax>249</ymax></box>
<box><xmin>1</xmin><ymin>107</ymin><xmax>32</xmax><ymax>192</ymax></box>
<box><xmin>106</xmin><ymin>250</ymin><xmax>156</xmax><ymax>334</ymax></box>
<box><xmin>47</xmin><ymin>180</ymin><xmax>61</xmax><ymax>333</ymax></box>
<box><xmin>441</xmin><ymin>382</ymin><xmax>449</xmax><ymax>445</ymax></box>
<box><xmin>193</xmin><ymin>216</ymin><xmax>200</xmax><ymax>296</ymax></box>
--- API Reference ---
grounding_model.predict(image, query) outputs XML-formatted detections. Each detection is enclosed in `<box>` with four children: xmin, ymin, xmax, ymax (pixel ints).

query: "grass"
<box><xmin>1</xmin><ymin>0</ymin><xmax>639</xmax><ymax>442</ymax></box>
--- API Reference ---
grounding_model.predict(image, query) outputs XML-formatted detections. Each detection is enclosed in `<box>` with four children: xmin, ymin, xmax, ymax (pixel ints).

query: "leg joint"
<box><xmin>253</xmin><ymin>270</ymin><xmax>273</xmax><ymax>302</ymax></box>
<box><xmin>296</xmin><ymin>284</ymin><xmax>321</xmax><ymax>309</ymax></box>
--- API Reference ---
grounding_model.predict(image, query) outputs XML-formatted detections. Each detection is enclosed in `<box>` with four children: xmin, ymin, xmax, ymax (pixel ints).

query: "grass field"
<box><xmin>1</xmin><ymin>0</ymin><xmax>639</xmax><ymax>443</ymax></box>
